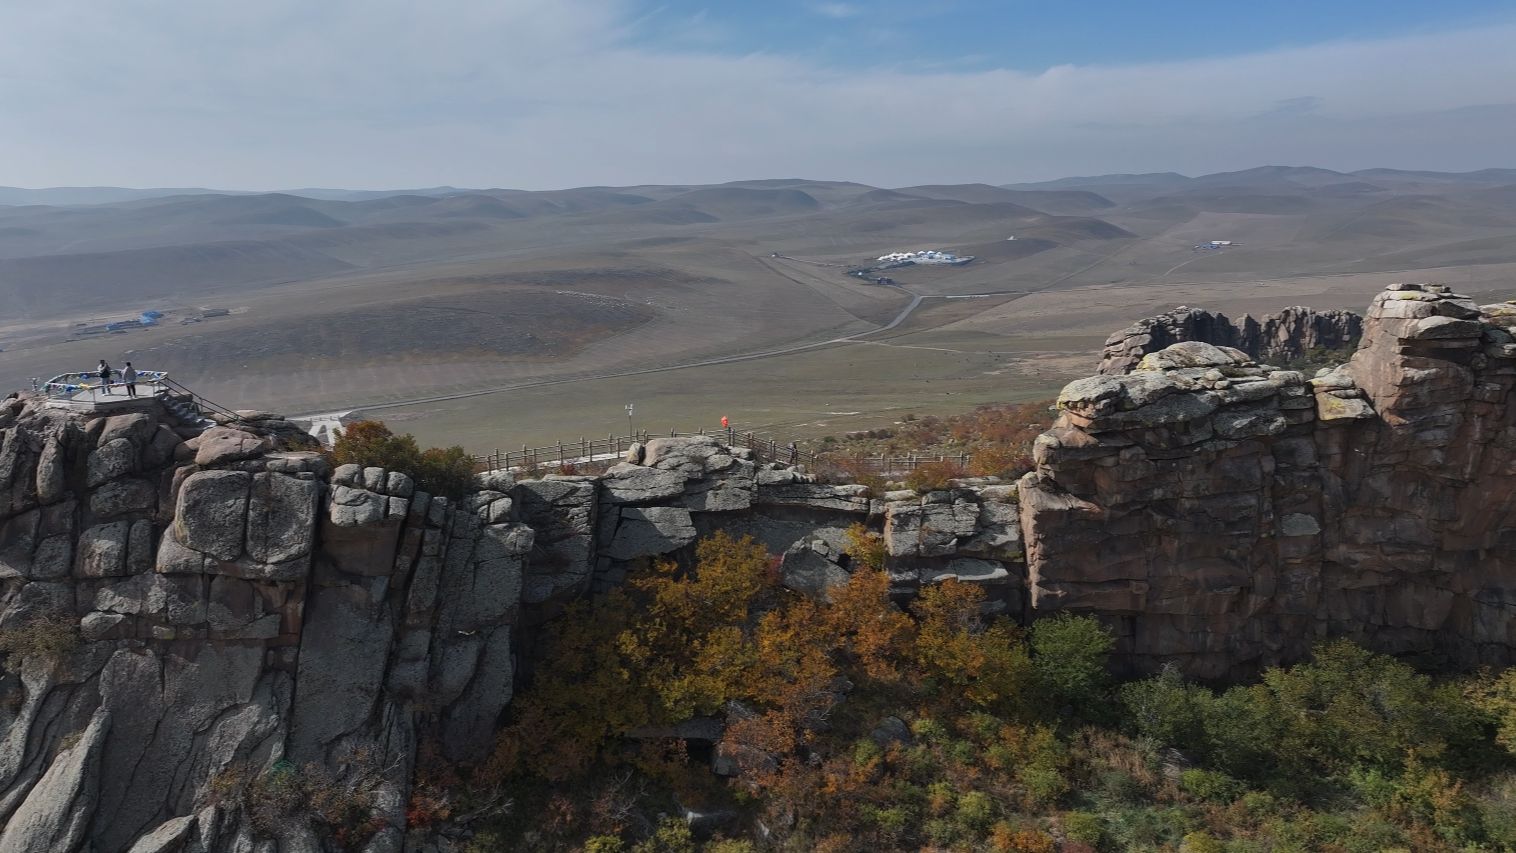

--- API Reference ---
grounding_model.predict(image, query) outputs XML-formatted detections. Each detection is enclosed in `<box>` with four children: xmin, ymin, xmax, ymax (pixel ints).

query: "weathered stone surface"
<box><xmin>246</xmin><ymin>472</ymin><xmax>318</xmax><ymax>564</ymax></box>
<box><xmin>601</xmin><ymin>462</ymin><xmax>687</xmax><ymax>504</ymax></box>
<box><xmin>780</xmin><ymin>537</ymin><xmax>850</xmax><ymax>598</ymax></box>
<box><xmin>89</xmin><ymin>477</ymin><xmax>157</xmax><ymax>518</ymax></box>
<box><xmin>0</xmin><ymin>710</ymin><xmax>107</xmax><ymax>853</ymax></box>
<box><xmin>76</xmin><ymin>521</ymin><xmax>132</xmax><ymax>577</ymax></box>
<box><xmin>187</xmin><ymin>426</ymin><xmax>269</xmax><ymax>467</ymax></box>
<box><xmin>1099</xmin><ymin>304</ymin><xmax>1362</xmax><ymax>375</ymax></box>
<box><xmin>327</xmin><ymin>485</ymin><xmax>387</xmax><ymax>528</ymax></box>
<box><xmin>1023</xmin><ymin>283</ymin><xmax>1516</xmax><ymax>676</ymax></box>
<box><xmin>604</xmin><ymin>506</ymin><xmax>697</xmax><ymax>560</ymax></box>
<box><xmin>87</xmin><ymin>437</ymin><xmax>136</xmax><ymax>487</ymax></box>
<box><xmin>174</xmin><ymin>470</ymin><xmax>251</xmax><ymax>561</ymax></box>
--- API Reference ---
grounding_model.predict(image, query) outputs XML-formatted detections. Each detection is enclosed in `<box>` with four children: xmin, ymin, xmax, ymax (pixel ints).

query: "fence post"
<box><xmin>581</xmin><ymin>437</ymin><xmax>587</xmax><ymax>460</ymax></box>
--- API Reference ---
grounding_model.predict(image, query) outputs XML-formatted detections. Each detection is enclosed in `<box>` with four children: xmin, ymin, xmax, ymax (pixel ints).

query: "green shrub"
<box><xmin>1062</xmin><ymin>811</ymin><xmax>1103</xmax><ymax>845</ymax></box>
<box><xmin>1030</xmin><ymin>614</ymin><xmax>1114</xmax><ymax>713</ymax></box>
<box><xmin>703</xmin><ymin>840</ymin><xmax>756</xmax><ymax>853</ymax></box>
<box><xmin>955</xmin><ymin>790</ymin><xmax>995</xmax><ymax>833</ymax></box>
<box><xmin>1179</xmin><ymin>768</ymin><xmax>1245</xmax><ymax>803</ymax></box>
<box><xmin>632</xmin><ymin>817</ymin><xmax>694</xmax><ymax>853</ymax></box>
<box><xmin>584</xmin><ymin>836</ymin><xmax>627</xmax><ymax>853</ymax></box>
<box><xmin>1180</xmin><ymin>830</ymin><xmax>1224</xmax><ymax>853</ymax></box>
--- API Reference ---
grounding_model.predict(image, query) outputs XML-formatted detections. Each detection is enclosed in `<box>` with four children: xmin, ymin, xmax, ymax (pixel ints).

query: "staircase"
<box><xmin>156</xmin><ymin>377</ymin><xmax>245</xmax><ymax>436</ymax></box>
<box><xmin>161</xmin><ymin>393</ymin><xmax>217</xmax><ymax>433</ymax></box>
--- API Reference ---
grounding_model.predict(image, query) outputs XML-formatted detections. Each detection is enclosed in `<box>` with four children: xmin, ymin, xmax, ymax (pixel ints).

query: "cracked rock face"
<box><xmin>1023</xmin><ymin>283</ymin><xmax>1516</xmax><ymax>679</ymax></box>
<box><xmin>1098</xmin><ymin>304</ymin><xmax>1363</xmax><ymax>375</ymax></box>
<box><xmin>3</xmin><ymin>282</ymin><xmax>1515</xmax><ymax>850</ymax></box>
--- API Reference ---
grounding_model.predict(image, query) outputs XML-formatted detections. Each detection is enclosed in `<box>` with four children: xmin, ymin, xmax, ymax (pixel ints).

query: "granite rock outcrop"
<box><xmin>1025</xmin><ymin>284</ymin><xmax>1516</xmax><ymax>677</ymax></box>
<box><xmin>1098</xmin><ymin>304</ymin><xmax>1363</xmax><ymax>375</ymax></box>
<box><xmin>1</xmin><ymin>281</ymin><xmax>1514</xmax><ymax>849</ymax></box>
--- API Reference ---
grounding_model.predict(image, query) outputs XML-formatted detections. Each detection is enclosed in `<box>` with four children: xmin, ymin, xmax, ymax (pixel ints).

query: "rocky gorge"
<box><xmin>0</xmin><ymin>282</ymin><xmax>1513</xmax><ymax>850</ymax></box>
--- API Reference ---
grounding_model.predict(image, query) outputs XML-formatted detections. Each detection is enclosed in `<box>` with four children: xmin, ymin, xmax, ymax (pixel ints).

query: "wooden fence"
<box><xmin>475</xmin><ymin>428</ymin><xmax>973</xmax><ymax>476</ymax></box>
<box><xmin>475</xmin><ymin>428</ymin><xmax>819</xmax><ymax>472</ymax></box>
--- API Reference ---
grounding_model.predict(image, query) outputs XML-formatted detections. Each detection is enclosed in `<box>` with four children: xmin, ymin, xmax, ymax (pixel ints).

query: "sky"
<box><xmin>1</xmin><ymin>0</ymin><xmax>1514</xmax><ymax>190</ymax></box>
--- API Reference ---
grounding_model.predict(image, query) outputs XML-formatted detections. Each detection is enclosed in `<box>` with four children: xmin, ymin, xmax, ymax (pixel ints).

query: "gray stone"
<box><xmin>87</xmin><ymin>437</ymin><xmax>136</xmax><ymax>487</ymax></box>
<box><xmin>0</xmin><ymin>710</ymin><xmax>107</xmax><ymax>853</ymax></box>
<box><xmin>35</xmin><ymin>435</ymin><xmax>65</xmax><ymax>505</ymax></box>
<box><xmin>88</xmin><ymin>477</ymin><xmax>157</xmax><ymax>518</ymax></box>
<box><xmin>288</xmin><ymin>585</ymin><xmax>394</xmax><ymax>763</ymax></box>
<box><xmin>154</xmin><ymin>532</ymin><xmax>212</xmax><ymax>574</ymax></box>
<box><xmin>31</xmin><ymin>535</ymin><xmax>73</xmax><ymax>580</ymax></box>
<box><xmin>174</xmin><ymin>470</ymin><xmax>251</xmax><ymax>562</ymax></box>
<box><xmin>385</xmin><ymin>471</ymin><xmax>414</xmax><ymax>498</ymax></box>
<box><xmin>331</xmin><ymin>463</ymin><xmax>363</xmax><ymax>487</ymax></box>
<box><xmin>246</xmin><ymin>472</ymin><xmax>317</xmax><ymax>564</ymax></box>
<box><xmin>600</xmin><ymin>462</ymin><xmax>687</xmax><ymax>504</ymax></box>
<box><xmin>188</xmin><ymin>427</ymin><xmax>269</xmax><ymax>467</ymax></box>
<box><xmin>126</xmin><ymin>815</ymin><xmax>196</xmax><ymax>853</ymax></box>
<box><xmin>75</xmin><ymin>521</ymin><xmax>131</xmax><ymax>577</ymax></box>
<box><xmin>781</xmin><ymin>538</ymin><xmax>850</xmax><ymax>598</ymax></box>
<box><xmin>925</xmin><ymin>558</ymin><xmax>1011</xmax><ymax>584</ymax></box>
<box><xmin>362</xmin><ymin>466</ymin><xmax>386</xmax><ymax>492</ymax></box>
<box><xmin>1281</xmin><ymin>513</ymin><xmax>1322</xmax><ymax>537</ymax></box>
<box><xmin>1213</xmin><ymin>406</ymin><xmax>1287</xmax><ymax>440</ymax></box>
<box><xmin>475</xmin><ymin>469</ymin><xmax>516</xmax><ymax>492</ymax></box>
<box><xmin>80</xmin><ymin>611</ymin><xmax>128</xmax><ymax>641</ymax></box>
<box><xmin>126</xmin><ymin>520</ymin><xmax>155</xmax><ymax>574</ymax></box>
<box><xmin>93</xmin><ymin>573</ymin><xmax>206</xmax><ymax>624</ymax></box>
<box><xmin>604</xmin><ymin>506</ymin><xmax>696</xmax><ymax>560</ymax></box>
<box><xmin>328</xmin><ymin>485</ymin><xmax>387</xmax><ymax>528</ymax></box>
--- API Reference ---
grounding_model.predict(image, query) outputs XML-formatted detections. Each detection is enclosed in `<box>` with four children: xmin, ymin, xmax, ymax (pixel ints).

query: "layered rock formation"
<box><xmin>0</xmin><ymin>281</ymin><xmax>1513</xmax><ymax>849</ymax></box>
<box><xmin>1024</xmin><ymin>284</ymin><xmax>1516</xmax><ymax>677</ymax></box>
<box><xmin>1098</xmin><ymin>304</ymin><xmax>1363</xmax><ymax>374</ymax></box>
<box><xmin>0</xmin><ymin>405</ymin><xmax>1025</xmax><ymax>851</ymax></box>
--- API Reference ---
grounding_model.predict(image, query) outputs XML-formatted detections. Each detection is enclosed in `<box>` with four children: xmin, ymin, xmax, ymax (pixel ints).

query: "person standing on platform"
<box><xmin>122</xmin><ymin>362</ymin><xmax>138</xmax><ymax>398</ymax></box>
<box><xmin>97</xmin><ymin>360</ymin><xmax>112</xmax><ymax>394</ymax></box>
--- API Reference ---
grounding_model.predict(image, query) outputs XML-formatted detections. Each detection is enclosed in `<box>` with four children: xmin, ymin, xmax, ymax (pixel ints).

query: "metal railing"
<box><xmin>38</xmin><ymin>369</ymin><xmax>170</xmax><ymax>398</ymax></box>
<box><xmin>474</xmin><ymin>427</ymin><xmax>978</xmax><ymax>476</ymax></box>
<box><xmin>35</xmin><ymin>369</ymin><xmax>245</xmax><ymax>425</ymax></box>
<box><xmin>157</xmin><ymin>376</ymin><xmax>246</xmax><ymax>425</ymax></box>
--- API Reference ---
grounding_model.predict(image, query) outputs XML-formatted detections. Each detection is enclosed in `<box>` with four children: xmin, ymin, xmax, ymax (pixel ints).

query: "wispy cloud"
<box><xmin>810</xmin><ymin>2</ymin><xmax>862</xmax><ymax>19</ymax></box>
<box><xmin>0</xmin><ymin>1</ymin><xmax>1512</xmax><ymax>188</ymax></box>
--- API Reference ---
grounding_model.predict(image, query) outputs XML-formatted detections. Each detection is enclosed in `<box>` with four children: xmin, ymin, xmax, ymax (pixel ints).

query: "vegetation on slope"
<box><xmin>416</xmin><ymin>531</ymin><xmax>1516</xmax><ymax>852</ymax></box>
<box><xmin>812</xmin><ymin>400</ymin><xmax>1054</xmax><ymax>491</ymax></box>
<box><xmin>328</xmin><ymin>420</ymin><xmax>477</xmax><ymax>498</ymax></box>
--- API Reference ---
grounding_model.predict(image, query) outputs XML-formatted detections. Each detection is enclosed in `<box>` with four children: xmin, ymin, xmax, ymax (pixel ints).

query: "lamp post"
<box><xmin>626</xmin><ymin>403</ymin><xmax>634</xmax><ymax>439</ymax></box>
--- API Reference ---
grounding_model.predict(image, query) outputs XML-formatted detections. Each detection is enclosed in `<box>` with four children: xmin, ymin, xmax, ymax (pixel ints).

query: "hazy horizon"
<box><xmin>4</xmin><ymin>1</ymin><xmax>1516</xmax><ymax>190</ymax></box>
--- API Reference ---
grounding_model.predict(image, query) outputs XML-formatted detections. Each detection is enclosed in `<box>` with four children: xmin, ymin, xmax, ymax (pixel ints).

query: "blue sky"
<box><xmin>1</xmin><ymin>0</ymin><xmax>1514</xmax><ymax>189</ymax></box>
<box><xmin>633</xmin><ymin>0</ymin><xmax>1515</xmax><ymax>70</ymax></box>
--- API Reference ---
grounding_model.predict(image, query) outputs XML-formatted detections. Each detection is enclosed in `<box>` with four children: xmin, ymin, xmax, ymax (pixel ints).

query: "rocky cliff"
<box><xmin>1026</xmin><ymin>283</ymin><xmax>1516</xmax><ymax>678</ymax></box>
<box><xmin>0</xmin><ymin>282</ymin><xmax>1512</xmax><ymax>850</ymax></box>
<box><xmin>1098</xmin><ymin>304</ymin><xmax>1363</xmax><ymax>374</ymax></box>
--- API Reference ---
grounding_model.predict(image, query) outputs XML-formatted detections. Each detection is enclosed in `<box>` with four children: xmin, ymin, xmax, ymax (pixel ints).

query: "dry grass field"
<box><xmin>2</xmin><ymin>167</ymin><xmax>1514</xmax><ymax>451</ymax></box>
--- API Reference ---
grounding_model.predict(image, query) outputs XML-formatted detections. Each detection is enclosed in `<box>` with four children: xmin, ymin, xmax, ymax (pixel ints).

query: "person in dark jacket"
<box><xmin>97</xmin><ymin>360</ymin><xmax>112</xmax><ymax>393</ymax></box>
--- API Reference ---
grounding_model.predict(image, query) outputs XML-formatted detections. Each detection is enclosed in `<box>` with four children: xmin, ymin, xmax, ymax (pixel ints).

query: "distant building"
<box><xmin>201</xmin><ymin>308</ymin><xmax>230</xmax><ymax>318</ymax></box>
<box><xmin>1209</xmin><ymin>240</ymin><xmax>1233</xmax><ymax>247</ymax></box>
<box><xmin>874</xmin><ymin>249</ymin><xmax>975</xmax><ymax>267</ymax></box>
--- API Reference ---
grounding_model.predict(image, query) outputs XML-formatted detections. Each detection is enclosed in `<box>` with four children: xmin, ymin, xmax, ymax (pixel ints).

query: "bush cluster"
<box><xmin>328</xmin><ymin>420</ymin><xmax>476</xmax><ymax>498</ymax></box>
<box><xmin>425</xmin><ymin>530</ymin><xmax>1516</xmax><ymax>852</ymax></box>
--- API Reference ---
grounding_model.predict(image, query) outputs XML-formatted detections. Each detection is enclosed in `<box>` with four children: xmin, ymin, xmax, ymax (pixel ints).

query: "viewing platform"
<box><xmin>37</xmin><ymin>370</ymin><xmax>175</xmax><ymax>414</ymax></box>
